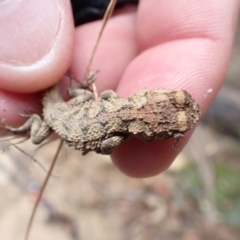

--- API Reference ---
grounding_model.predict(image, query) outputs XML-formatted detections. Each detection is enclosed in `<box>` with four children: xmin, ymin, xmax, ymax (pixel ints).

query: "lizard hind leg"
<box><xmin>2</xmin><ymin>114</ymin><xmax>52</xmax><ymax>145</ymax></box>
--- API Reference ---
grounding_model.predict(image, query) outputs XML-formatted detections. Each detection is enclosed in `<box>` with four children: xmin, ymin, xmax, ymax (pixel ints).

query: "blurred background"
<box><xmin>0</xmin><ymin>12</ymin><xmax>240</xmax><ymax>240</ymax></box>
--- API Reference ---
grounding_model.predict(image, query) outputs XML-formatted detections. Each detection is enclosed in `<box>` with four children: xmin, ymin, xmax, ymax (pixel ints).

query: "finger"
<box><xmin>70</xmin><ymin>6</ymin><xmax>138</xmax><ymax>93</ymax></box>
<box><xmin>0</xmin><ymin>0</ymin><xmax>74</xmax><ymax>93</ymax></box>
<box><xmin>111</xmin><ymin>0</ymin><xmax>240</xmax><ymax>177</ymax></box>
<box><xmin>0</xmin><ymin>90</ymin><xmax>42</xmax><ymax>128</ymax></box>
<box><xmin>0</xmin><ymin>0</ymin><xmax>74</xmax><ymax>126</ymax></box>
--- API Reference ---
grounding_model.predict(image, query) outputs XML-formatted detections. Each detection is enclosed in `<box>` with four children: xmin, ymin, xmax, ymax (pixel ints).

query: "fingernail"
<box><xmin>0</xmin><ymin>0</ymin><xmax>74</xmax><ymax>93</ymax></box>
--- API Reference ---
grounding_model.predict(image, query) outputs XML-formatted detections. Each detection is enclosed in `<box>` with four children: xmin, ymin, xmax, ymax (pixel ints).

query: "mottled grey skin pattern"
<box><xmin>2</xmin><ymin>84</ymin><xmax>201</xmax><ymax>155</ymax></box>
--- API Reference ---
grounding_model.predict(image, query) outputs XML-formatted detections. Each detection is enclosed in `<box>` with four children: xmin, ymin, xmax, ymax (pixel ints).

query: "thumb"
<box><xmin>0</xmin><ymin>0</ymin><xmax>74</xmax><ymax>93</ymax></box>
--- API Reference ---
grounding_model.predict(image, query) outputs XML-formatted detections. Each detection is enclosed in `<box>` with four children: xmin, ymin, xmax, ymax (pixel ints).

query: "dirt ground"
<box><xmin>0</xmin><ymin>139</ymin><xmax>194</xmax><ymax>240</ymax></box>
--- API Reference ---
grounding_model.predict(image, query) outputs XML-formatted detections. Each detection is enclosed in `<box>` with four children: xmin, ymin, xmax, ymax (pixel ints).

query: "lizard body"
<box><xmin>3</xmin><ymin>84</ymin><xmax>201</xmax><ymax>154</ymax></box>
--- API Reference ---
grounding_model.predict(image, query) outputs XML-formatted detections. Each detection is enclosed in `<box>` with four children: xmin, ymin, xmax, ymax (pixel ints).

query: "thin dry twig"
<box><xmin>10</xmin><ymin>142</ymin><xmax>49</xmax><ymax>173</ymax></box>
<box><xmin>24</xmin><ymin>140</ymin><xmax>63</xmax><ymax>240</ymax></box>
<box><xmin>83</xmin><ymin>0</ymin><xmax>117</xmax><ymax>100</ymax></box>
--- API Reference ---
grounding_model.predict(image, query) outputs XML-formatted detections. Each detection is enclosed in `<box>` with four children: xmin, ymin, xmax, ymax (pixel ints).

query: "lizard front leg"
<box><xmin>67</xmin><ymin>71</ymin><xmax>98</xmax><ymax>104</ymax></box>
<box><xmin>100</xmin><ymin>90</ymin><xmax>119</xmax><ymax>100</ymax></box>
<box><xmin>67</xmin><ymin>86</ymin><xmax>119</xmax><ymax>106</ymax></box>
<box><xmin>100</xmin><ymin>135</ymin><xmax>126</xmax><ymax>154</ymax></box>
<box><xmin>67</xmin><ymin>88</ymin><xmax>93</xmax><ymax>106</ymax></box>
<box><xmin>66</xmin><ymin>71</ymin><xmax>96</xmax><ymax>106</ymax></box>
<box><xmin>2</xmin><ymin>114</ymin><xmax>52</xmax><ymax>144</ymax></box>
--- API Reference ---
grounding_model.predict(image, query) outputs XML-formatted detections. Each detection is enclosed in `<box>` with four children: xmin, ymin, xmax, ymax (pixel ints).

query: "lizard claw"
<box><xmin>18</xmin><ymin>113</ymin><xmax>32</xmax><ymax>118</ymax></box>
<box><xmin>79</xmin><ymin>70</ymin><xmax>99</xmax><ymax>89</ymax></box>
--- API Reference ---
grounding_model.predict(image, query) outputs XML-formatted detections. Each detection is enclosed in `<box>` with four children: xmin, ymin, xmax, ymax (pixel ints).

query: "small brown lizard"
<box><xmin>0</xmin><ymin>0</ymin><xmax>201</xmax><ymax>238</ymax></box>
<box><xmin>2</xmin><ymin>76</ymin><xmax>201</xmax><ymax>155</ymax></box>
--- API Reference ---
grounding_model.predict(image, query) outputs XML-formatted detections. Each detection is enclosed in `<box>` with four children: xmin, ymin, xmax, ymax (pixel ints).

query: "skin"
<box><xmin>0</xmin><ymin>0</ymin><xmax>239</xmax><ymax>177</ymax></box>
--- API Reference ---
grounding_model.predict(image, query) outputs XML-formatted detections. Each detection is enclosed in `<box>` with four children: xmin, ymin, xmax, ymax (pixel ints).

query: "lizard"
<box><xmin>2</xmin><ymin>74</ymin><xmax>201</xmax><ymax>155</ymax></box>
<box><xmin>0</xmin><ymin>0</ymin><xmax>201</xmax><ymax>238</ymax></box>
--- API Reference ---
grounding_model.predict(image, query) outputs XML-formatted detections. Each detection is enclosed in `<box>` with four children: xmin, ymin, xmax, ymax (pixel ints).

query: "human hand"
<box><xmin>0</xmin><ymin>0</ymin><xmax>239</xmax><ymax>177</ymax></box>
